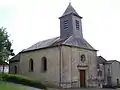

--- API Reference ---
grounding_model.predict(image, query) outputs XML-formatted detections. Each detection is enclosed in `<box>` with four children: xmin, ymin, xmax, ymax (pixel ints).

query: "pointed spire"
<box><xmin>60</xmin><ymin>3</ymin><xmax>82</xmax><ymax>18</ymax></box>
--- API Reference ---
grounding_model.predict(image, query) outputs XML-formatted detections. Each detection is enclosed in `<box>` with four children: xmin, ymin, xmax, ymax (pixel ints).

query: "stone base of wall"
<box><xmin>88</xmin><ymin>82</ymin><xmax>99</xmax><ymax>88</ymax></box>
<box><xmin>59</xmin><ymin>81</ymin><xmax>79</xmax><ymax>88</ymax></box>
<box><xmin>59</xmin><ymin>81</ymin><xmax>98</xmax><ymax>88</ymax></box>
<box><xmin>47</xmin><ymin>81</ymin><xmax>99</xmax><ymax>88</ymax></box>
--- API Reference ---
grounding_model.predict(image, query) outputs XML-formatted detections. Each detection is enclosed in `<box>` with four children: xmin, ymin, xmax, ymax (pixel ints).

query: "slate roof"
<box><xmin>60</xmin><ymin>3</ymin><xmax>82</xmax><ymax>18</ymax></box>
<box><xmin>105</xmin><ymin>60</ymin><xmax>120</xmax><ymax>64</ymax></box>
<box><xmin>22</xmin><ymin>36</ymin><xmax>96</xmax><ymax>53</ymax></box>
<box><xmin>9</xmin><ymin>53</ymin><xmax>20</xmax><ymax>62</ymax></box>
<box><xmin>22</xmin><ymin>37</ymin><xmax>60</xmax><ymax>52</ymax></box>
<box><xmin>97</xmin><ymin>56</ymin><xmax>120</xmax><ymax>65</ymax></box>
<box><xmin>62</xmin><ymin>36</ymin><xmax>95</xmax><ymax>50</ymax></box>
<box><xmin>97</xmin><ymin>56</ymin><xmax>107</xmax><ymax>64</ymax></box>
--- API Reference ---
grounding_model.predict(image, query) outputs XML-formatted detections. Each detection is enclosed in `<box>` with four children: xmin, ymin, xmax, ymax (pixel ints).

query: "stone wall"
<box><xmin>19</xmin><ymin>47</ymin><xmax>60</xmax><ymax>86</ymax></box>
<box><xmin>60</xmin><ymin>46</ymin><xmax>97</xmax><ymax>88</ymax></box>
<box><xmin>111</xmin><ymin>61</ymin><xmax>120</xmax><ymax>86</ymax></box>
<box><xmin>9</xmin><ymin>61</ymin><xmax>20</xmax><ymax>74</ymax></box>
<box><xmin>9</xmin><ymin>45</ymin><xmax>98</xmax><ymax>88</ymax></box>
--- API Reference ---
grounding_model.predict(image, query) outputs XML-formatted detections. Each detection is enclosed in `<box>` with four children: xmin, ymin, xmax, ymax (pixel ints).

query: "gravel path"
<box><xmin>5</xmin><ymin>82</ymin><xmax>42</xmax><ymax>90</ymax></box>
<box><xmin>48</xmin><ymin>88</ymin><xmax>120</xmax><ymax>90</ymax></box>
<box><xmin>4</xmin><ymin>82</ymin><xmax>120</xmax><ymax>90</ymax></box>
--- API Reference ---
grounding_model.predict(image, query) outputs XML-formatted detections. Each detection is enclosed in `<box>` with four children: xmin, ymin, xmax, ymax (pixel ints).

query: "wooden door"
<box><xmin>80</xmin><ymin>70</ymin><xmax>86</xmax><ymax>87</ymax></box>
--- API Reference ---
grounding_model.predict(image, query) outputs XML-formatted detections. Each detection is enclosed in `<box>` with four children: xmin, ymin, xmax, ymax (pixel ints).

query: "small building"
<box><xmin>97</xmin><ymin>56</ymin><xmax>120</xmax><ymax>87</ymax></box>
<box><xmin>9</xmin><ymin>53</ymin><xmax>20</xmax><ymax>74</ymax></box>
<box><xmin>97</xmin><ymin>56</ymin><xmax>107</xmax><ymax>88</ymax></box>
<box><xmin>105</xmin><ymin>60</ymin><xmax>120</xmax><ymax>87</ymax></box>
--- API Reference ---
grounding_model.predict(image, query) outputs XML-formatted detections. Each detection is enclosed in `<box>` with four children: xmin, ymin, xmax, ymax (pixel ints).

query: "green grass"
<box><xmin>0</xmin><ymin>73</ymin><xmax>47</xmax><ymax>89</ymax></box>
<box><xmin>0</xmin><ymin>81</ymin><xmax>23</xmax><ymax>90</ymax></box>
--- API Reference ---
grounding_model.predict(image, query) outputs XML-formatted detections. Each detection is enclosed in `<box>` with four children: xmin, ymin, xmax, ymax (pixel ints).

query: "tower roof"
<box><xmin>60</xmin><ymin>3</ymin><xmax>82</xmax><ymax>18</ymax></box>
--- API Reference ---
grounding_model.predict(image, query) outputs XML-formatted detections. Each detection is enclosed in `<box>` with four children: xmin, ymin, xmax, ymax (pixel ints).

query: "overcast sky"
<box><xmin>0</xmin><ymin>0</ymin><xmax>120</xmax><ymax>61</ymax></box>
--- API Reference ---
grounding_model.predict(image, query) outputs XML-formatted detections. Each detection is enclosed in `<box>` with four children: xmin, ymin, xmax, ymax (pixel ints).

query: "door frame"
<box><xmin>80</xmin><ymin>70</ymin><xmax>86</xmax><ymax>87</ymax></box>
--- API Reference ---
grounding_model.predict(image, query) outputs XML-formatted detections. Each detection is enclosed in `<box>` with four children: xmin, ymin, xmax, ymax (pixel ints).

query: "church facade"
<box><xmin>9</xmin><ymin>3</ymin><xmax>98</xmax><ymax>88</ymax></box>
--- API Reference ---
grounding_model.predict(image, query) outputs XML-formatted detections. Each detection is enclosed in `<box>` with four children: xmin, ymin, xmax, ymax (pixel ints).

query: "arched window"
<box><xmin>14</xmin><ymin>65</ymin><xmax>17</xmax><ymax>74</ymax></box>
<box><xmin>81</xmin><ymin>55</ymin><xmax>85</xmax><ymax>62</ymax></box>
<box><xmin>41</xmin><ymin>57</ymin><xmax>47</xmax><ymax>72</ymax></box>
<box><xmin>29</xmin><ymin>59</ymin><xmax>34</xmax><ymax>72</ymax></box>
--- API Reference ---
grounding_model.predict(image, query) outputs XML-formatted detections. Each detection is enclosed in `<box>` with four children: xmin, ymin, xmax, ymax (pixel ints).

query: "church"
<box><xmin>9</xmin><ymin>3</ymin><xmax>98</xmax><ymax>88</ymax></box>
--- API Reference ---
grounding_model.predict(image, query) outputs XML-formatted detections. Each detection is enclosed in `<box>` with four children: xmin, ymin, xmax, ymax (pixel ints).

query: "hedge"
<box><xmin>0</xmin><ymin>74</ymin><xmax>47</xmax><ymax>89</ymax></box>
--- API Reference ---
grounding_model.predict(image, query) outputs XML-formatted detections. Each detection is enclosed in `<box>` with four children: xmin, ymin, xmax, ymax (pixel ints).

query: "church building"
<box><xmin>9</xmin><ymin>3</ymin><xmax>98</xmax><ymax>88</ymax></box>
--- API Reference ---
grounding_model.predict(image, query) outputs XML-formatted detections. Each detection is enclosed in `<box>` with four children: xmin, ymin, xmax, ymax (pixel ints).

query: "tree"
<box><xmin>0</xmin><ymin>27</ymin><xmax>14</xmax><ymax>73</ymax></box>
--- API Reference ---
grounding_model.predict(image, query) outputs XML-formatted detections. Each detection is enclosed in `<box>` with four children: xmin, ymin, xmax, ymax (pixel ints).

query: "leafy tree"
<box><xmin>0</xmin><ymin>27</ymin><xmax>14</xmax><ymax>73</ymax></box>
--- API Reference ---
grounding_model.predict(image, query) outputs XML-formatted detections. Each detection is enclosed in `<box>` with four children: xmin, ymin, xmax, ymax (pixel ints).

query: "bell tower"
<box><xmin>59</xmin><ymin>3</ymin><xmax>83</xmax><ymax>39</ymax></box>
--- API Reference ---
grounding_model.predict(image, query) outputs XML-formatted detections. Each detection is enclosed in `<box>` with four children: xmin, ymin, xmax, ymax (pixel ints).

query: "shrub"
<box><xmin>0</xmin><ymin>74</ymin><xmax>47</xmax><ymax>89</ymax></box>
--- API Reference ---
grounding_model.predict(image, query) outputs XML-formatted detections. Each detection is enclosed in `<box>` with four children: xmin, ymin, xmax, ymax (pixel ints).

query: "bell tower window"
<box><xmin>64</xmin><ymin>20</ymin><xmax>68</xmax><ymax>30</ymax></box>
<box><xmin>76</xmin><ymin>20</ymin><xmax>79</xmax><ymax>30</ymax></box>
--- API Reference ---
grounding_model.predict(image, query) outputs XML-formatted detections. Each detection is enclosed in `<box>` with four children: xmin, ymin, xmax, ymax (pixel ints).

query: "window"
<box><xmin>117</xmin><ymin>78</ymin><xmax>119</xmax><ymax>86</ymax></box>
<box><xmin>108</xmin><ymin>68</ymin><xmax>110</xmax><ymax>75</ymax></box>
<box><xmin>14</xmin><ymin>65</ymin><xmax>17</xmax><ymax>74</ymax></box>
<box><xmin>64</xmin><ymin>20</ymin><xmax>68</xmax><ymax>30</ymax></box>
<box><xmin>97</xmin><ymin>64</ymin><xmax>100</xmax><ymax>69</ymax></box>
<box><xmin>76</xmin><ymin>20</ymin><xmax>79</xmax><ymax>30</ymax></box>
<box><xmin>29</xmin><ymin>59</ymin><xmax>34</xmax><ymax>72</ymax></box>
<box><xmin>41</xmin><ymin>57</ymin><xmax>47</xmax><ymax>72</ymax></box>
<box><xmin>81</xmin><ymin>55</ymin><xmax>85</xmax><ymax>62</ymax></box>
<box><xmin>98</xmin><ymin>70</ymin><xmax>102</xmax><ymax>76</ymax></box>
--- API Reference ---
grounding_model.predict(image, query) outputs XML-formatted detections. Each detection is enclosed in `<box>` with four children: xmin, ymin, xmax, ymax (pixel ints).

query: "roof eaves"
<box><xmin>20</xmin><ymin>44</ymin><xmax>60</xmax><ymax>53</ymax></box>
<box><xmin>9</xmin><ymin>53</ymin><xmax>20</xmax><ymax>61</ymax></box>
<box><xmin>9</xmin><ymin>60</ymin><xmax>20</xmax><ymax>63</ymax></box>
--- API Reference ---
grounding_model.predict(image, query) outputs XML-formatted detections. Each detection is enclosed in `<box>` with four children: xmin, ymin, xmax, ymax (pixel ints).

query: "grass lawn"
<box><xmin>0</xmin><ymin>81</ymin><xmax>23</xmax><ymax>90</ymax></box>
<box><xmin>0</xmin><ymin>74</ymin><xmax>46</xmax><ymax>89</ymax></box>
